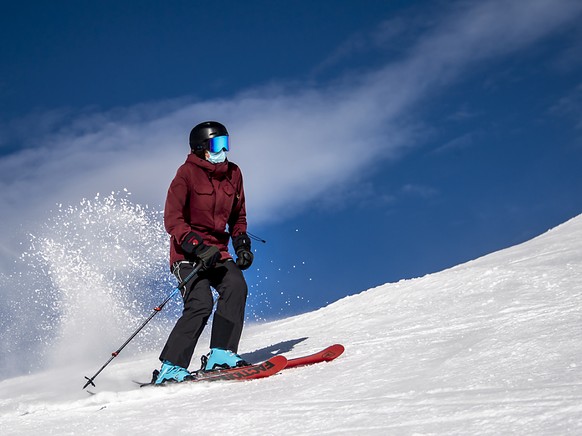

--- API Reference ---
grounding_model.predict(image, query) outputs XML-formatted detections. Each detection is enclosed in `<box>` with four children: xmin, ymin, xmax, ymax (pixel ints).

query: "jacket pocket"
<box><xmin>190</xmin><ymin>182</ymin><xmax>214</xmax><ymax>212</ymax></box>
<box><xmin>220</xmin><ymin>182</ymin><xmax>235</xmax><ymax>213</ymax></box>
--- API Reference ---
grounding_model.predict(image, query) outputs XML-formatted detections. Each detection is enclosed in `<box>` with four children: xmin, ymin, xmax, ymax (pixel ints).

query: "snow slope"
<box><xmin>1</xmin><ymin>215</ymin><xmax>582</xmax><ymax>435</ymax></box>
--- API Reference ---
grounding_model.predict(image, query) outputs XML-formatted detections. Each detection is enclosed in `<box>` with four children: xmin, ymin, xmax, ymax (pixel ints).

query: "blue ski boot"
<box><xmin>201</xmin><ymin>348</ymin><xmax>249</xmax><ymax>371</ymax></box>
<box><xmin>154</xmin><ymin>360</ymin><xmax>193</xmax><ymax>384</ymax></box>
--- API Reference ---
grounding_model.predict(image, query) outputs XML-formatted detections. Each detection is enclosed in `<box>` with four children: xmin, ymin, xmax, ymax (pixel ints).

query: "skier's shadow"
<box><xmin>241</xmin><ymin>337</ymin><xmax>308</xmax><ymax>363</ymax></box>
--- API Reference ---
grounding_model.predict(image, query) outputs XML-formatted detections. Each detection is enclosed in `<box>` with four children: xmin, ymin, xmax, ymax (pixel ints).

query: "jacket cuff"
<box><xmin>181</xmin><ymin>231</ymin><xmax>204</xmax><ymax>254</ymax></box>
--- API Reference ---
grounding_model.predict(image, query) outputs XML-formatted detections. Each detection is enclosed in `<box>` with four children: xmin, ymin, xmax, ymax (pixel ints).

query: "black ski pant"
<box><xmin>159</xmin><ymin>260</ymin><xmax>248</xmax><ymax>369</ymax></box>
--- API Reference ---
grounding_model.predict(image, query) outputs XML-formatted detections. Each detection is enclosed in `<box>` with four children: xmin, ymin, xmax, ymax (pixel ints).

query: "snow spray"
<box><xmin>0</xmin><ymin>192</ymin><xmax>176</xmax><ymax>378</ymax></box>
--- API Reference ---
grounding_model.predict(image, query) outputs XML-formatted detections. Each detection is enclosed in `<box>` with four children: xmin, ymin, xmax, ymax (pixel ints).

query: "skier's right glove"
<box><xmin>181</xmin><ymin>231</ymin><xmax>221</xmax><ymax>269</ymax></box>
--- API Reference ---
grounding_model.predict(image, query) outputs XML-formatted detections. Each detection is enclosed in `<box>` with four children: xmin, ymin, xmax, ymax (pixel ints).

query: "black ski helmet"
<box><xmin>189</xmin><ymin>121</ymin><xmax>229</xmax><ymax>152</ymax></box>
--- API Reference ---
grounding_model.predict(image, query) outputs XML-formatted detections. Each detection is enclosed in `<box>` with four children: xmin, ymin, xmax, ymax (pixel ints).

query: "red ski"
<box><xmin>137</xmin><ymin>344</ymin><xmax>344</xmax><ymax>388</ymax></box>
<box><xmin>139</xmin><ymin>355</ymin><xmax>287</xmax><ymax>387</ymax></box>
<box><xmin>284</xmin><ymin>344</ymin><xmax>345</xmax><ymax>369</ymax></box>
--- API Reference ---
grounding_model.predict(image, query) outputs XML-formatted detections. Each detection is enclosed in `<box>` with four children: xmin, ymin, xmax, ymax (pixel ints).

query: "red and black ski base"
<box><xmin>192</xmin><ymin>355</ymin><xmax>288</xmax><ymax>382</ymax></box>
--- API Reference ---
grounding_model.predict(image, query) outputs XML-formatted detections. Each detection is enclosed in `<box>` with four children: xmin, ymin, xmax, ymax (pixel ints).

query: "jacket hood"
<box><xmin>186</xmin><ymin>153</ymin><xmax>229</xmax><ymax>179</ymax></box>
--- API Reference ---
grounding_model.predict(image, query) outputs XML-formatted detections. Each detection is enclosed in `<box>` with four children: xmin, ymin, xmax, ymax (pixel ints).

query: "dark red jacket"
<box><xmin>164</xmin><ymin>153</ymin><xmax>247</xmax><ymax>267</ymax></box>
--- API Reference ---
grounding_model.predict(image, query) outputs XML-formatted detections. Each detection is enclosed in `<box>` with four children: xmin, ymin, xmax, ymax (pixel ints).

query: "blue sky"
<box><xmin>1</xmin><ymin>0</ymin><xmax>582</xmax><ymax>318</ymax></box>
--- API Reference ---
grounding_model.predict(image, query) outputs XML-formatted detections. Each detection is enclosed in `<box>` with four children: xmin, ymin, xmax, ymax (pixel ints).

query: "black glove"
<box><xmin>181</xmin><ymin>231</ymin><xmax>221</xmax><ymax>269</ymax></box>
<box><xmin>233</xmin><ymin>233</ymin><xmax>254</xmax><ymax>271</ymax></box>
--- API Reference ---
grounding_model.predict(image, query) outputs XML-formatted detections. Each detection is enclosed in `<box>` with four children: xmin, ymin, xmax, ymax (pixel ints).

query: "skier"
<box><xmin>155</xmin><ymin>121</ymin><xmax>254</xmax><ymax>384</ymax></box>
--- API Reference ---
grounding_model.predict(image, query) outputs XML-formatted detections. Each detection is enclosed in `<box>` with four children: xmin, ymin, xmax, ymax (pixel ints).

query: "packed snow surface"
<box><xmin>1</xmin><ymin>215</ymin><xmax>582</xmax><ymax>435</ymax></box>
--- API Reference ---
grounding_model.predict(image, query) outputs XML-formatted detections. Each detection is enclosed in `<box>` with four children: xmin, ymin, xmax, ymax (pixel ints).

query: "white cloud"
<box><xmin>1</xmin><ymin>0</ymin><xmax>580</xmax><ymax>245</ymax></box>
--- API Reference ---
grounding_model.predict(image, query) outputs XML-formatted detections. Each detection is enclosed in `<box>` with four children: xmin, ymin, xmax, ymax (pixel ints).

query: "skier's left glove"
<box><xmin>233</xmin><ymin>233</ymin><xmax>253</xmax><ymax>271</ymax></box>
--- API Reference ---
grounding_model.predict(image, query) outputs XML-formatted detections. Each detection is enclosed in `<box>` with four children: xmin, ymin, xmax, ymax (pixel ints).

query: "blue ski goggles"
<box><xmin>207</xmin><ymin>135</ymin><xmax>229</xmax><ymax>153</ymax></box>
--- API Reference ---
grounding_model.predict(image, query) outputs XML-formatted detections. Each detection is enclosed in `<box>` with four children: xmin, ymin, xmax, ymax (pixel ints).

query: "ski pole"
<box><xmin>82</xmin><ymin>261</ymin><xmax>203</xmax><ymax>389</ymax></box>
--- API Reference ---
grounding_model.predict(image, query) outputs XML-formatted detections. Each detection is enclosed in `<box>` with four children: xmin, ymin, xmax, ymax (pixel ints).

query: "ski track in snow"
<box><xmin>1</xmin><ymin>215</ymin><xmax>582</xmax><ymax>434</ymax></box>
